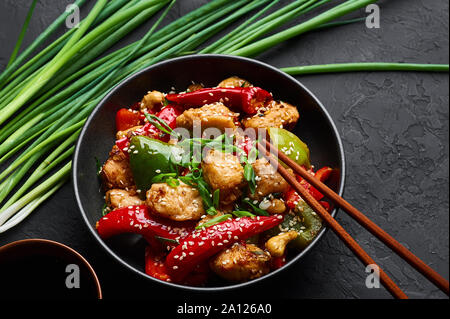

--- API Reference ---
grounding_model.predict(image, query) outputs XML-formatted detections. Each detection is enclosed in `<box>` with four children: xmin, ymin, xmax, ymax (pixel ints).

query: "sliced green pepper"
<box><xmin>129</xmin><ymin>136</ymin><xmax>185</xmax><ymax>191</ymax></box>
<box><xmin>266</xmin><ymin>201</ymin><xmax>322</xmax><ymax>250</ymax></box>
<box><xmin>268</xmin><ymin>127</ymin><xmax>310</xmax><ymax>168</ymax></box>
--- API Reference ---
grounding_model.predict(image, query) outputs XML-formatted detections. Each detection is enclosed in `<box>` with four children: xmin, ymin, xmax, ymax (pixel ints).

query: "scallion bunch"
<box><xmin>0</xmin><ymin>0</ymin><xmax>447</xmax><ymax>232</ymax></box>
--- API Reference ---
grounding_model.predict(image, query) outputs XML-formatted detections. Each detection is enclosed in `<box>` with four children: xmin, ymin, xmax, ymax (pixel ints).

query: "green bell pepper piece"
<box><xmin>268</xmin><ymin>127</ymin><xmax>310</xmax><ymax>168</ymax></box>
<box><xmin>129</xmin><ymin>136</ymin><xmax>184</xmax><ymax>191</ymax></box>
<box><xmin>265</xmin><ymin>201</ymin><xmax>322</xmax><ymax>250</ymax></box>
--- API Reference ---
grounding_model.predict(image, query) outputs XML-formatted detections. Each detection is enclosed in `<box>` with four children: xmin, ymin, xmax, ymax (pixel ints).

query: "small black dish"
<box><xmin>73</xmin><ymin>54</ymin><xmax>346</xmax><ymax>292</ymax></box>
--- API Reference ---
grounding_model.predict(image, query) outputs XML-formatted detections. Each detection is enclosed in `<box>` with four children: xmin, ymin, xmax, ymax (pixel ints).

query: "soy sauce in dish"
<box><xmin>0</xmin><ymin>254</ymin><xmax>98</xmax><ymax>299</ymax></box>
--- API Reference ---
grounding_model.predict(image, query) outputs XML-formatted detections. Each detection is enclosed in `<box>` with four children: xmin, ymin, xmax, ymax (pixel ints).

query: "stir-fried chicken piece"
<box><xmin>101</xmin><ymin>145</ymin><xmax>135</xmax><ymax>190</ymax></box>
<box><xmin>176</xmin><ymin>102</ymin><xmax>239</xmax><ymax>132</ymax></box>
<box><xmin>202</xmin><ymin>149</ymin><xmax>246</xmax><ymax>205</ymax></box>
<box><xmin>187</xmin><ymin>83</ymin><xmax>204</xmax><ymax>92</ymax></box>
<box><xmin>146</xmin><ymin>181</ymin><xmax>204</xmax><ymax>221</ymax></box>
<box><xmin>210</xmin><ymin>243</ymin><xmax>271</xmax><ymax>282</ymax></box>
<box><xmin>105</xmin><ymin>189</ymin><xmax>144</xmax><ymax>210</ymax></box>
<box><xmin>218</xmin><ymin>76</ymin><xmax>252</xmax><ymax>88</ymax></box>
<box><xmin>250</xmin><ymin>158</ymin><xmax>291</xmax><ymax>200</ymax></box>
<box><xmin>242</xmin><ymin>101</ymin><xmax>299</xmax><ymax>130</ymax></box>
<box><xmin>140</xmin><ymin>90</ymin><xmax>165</xmax><ymax>111</ymax></box>
<box><xmin>116</xmin><ymin>125</ymin><xmax>143</xmax><ymax>140</ymax></box>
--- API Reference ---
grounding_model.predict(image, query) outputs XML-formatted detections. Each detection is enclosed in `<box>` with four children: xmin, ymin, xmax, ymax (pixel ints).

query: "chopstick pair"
<box><xmin>257</xmin><ymin>138</ymin><xmax>449</xmax><ymax>299</ymax></box>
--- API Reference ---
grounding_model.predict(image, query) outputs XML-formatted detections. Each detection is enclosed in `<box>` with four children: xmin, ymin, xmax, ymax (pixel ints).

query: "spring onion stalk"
<box><xmin>0</xmin><ymin>0</ymin><xmax>133</xmax><ymax>91</ymax></box>
<box><xmin>231</xmin><ymin>0</ymin><xmax>377</xmax><ymax>57</ymax></box>
<box><xmin>0</xmin><ymin>0</ymin><xmax>219</xmax><ymax>125</ymax></box>
<box><xmin>124</xmin><ymin>0</ymin><xmax>253</xmax><ymax>71</ymax></box>
<box><xmin>315</xmin><ymin>17</ymin><xmax>366</xmax><ymax>30</ymax></box>
<box><xmin>0</xmin><ymin>120</ymin><xmax>85</xmax><ymax>183</ymax></box>
<box><xmin>132</xmin><ymin>0</ymin><xmax>269</xmax><ymax>70</ymax></box>
<box><xmin>1</xmin><ymin>2</ymin><xmax>222</xmax><ymax>118</ymax></box>
<box><xmin>213</xmin><ymin>0</ymin><xmax>315</xmax><ymax>54</ymax></box>
<box><xmin>225</xmin><ymin>0</ymin><xmax>312</xmax><ymax>44</ymax></box>
<box><xmin>0</xmin><ymin>162</ymin><xmax>72</xmax><ymax>226</ymax></box>
<box><xmin>200</xmin><ymin>0</ymin><xmax>280</xmax><ymax>54</ymax></box>
<box><xmin>282</xmin><ymin>63</ymin><xmax>450</xmax><ymax>75</ymax></box>
<box><xmin>1</xmin><ymin>138</ymin><xmax>76</xmax><ymax>211</ymax></box>
<box><xmin>0</xmin><ymin>180</ymin><xmax>66</xmax><ymax>234</ymax></box>
<box><xmin>6</xmin><ymin>0</ymin><xmax>38</xmax><ymax>67</ymax></box>
<box><xmin>0</xmin><ymin>0</ymin><xmax>88</xmax><ymax>87</ymax></box>
<box><xmin>0</xmin><ymin>0</ymin><xmax>227</xmax><ymax>114</ymax></box>
<box><xmin>0</xmin><ymin>0</ymin><xmax>143</xmax><ymax>103</ymax></box>
<box><xmin>0</xmin><ymin>126</ymin><xmax>48</xmax><ymax>165</ymax></box>
<box><xmin>222</xmin><ymin>0</ymin><xmax>328</xmax><ymax>54</ymax></box>
<box><xmin>0</xmin><ymin>0</ymin><xmax>167</xmax><ymax>126</ymax></box>
<box><xmin>0</xmin><ymin>0</ymin><xmax>108</xmax><ymax>122</ymax></box>
<box><xmin>0</xmin><ymin>0</ymin><xmax>447</xmax><ymax>233</ymax></box>
<box><xmin>0</xmin><ymin>1</ymin><xmax>177</xmax><ymax>208</ymax></box>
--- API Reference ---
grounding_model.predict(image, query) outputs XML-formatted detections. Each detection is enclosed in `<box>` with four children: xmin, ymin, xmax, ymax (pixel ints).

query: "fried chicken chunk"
<box><xmin>176</xmin><ymin>103</ymin><xmax>239</xmax><ymax>132</ymax></box>
<box><xmin>116</xmin><ymin>125</ymin><xmax>143</xmax><ymax>140</ymax></box>
<box><xmin>210</xmin><ymin>243</ymin><xmax>271</xmax><ymax>282</ymax></box>
<box><xmin>202</xmin><ymin>149</ymin><xmax>245</xmax><ymax>205</ymax></box>
<box><xmin>242</xmin><ymin>101</ymin><xmax>299</xmax><ymax>130</ymax></box>
<box><xmin>105</xmin><ymin>189</ymin><xmax>144</xmax><ymax>210</ymax></box>
<box><xmin>146</xmin><ymin>181</ymin><xmax>204</xmax><ymax>221</ymax></box>
<box><xmin>140</xmin><ymin>90</ymin><xmax>164</xmax><ymax>111</ymax></box>
<box><xmin>101</xmin><ymin>145</ymin><xmax>135</xmax><ymax>190</ymax></box>
<box><xmin>250</xmin><ymin>158</ymin><xmax>291</xmax><ymax>200</ymax></box>
<box><xmin>218</xmin><ymin>76</ymin><xmax>252</xmax><ymax>88</ymax></box>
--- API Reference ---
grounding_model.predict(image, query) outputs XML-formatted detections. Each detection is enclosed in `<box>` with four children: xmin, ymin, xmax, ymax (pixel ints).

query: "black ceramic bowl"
<box><xmin>73</xmin><ymin>55</ymin><xmax>346</xmax><ymax>291</ymax></box>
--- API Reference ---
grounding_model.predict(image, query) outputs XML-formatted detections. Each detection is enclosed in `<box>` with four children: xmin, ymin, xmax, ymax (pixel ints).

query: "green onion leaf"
<box><xmin>195</xmin><ymin>214</ymin><xmax>232</xmax><ymax>229</ymax></box>
<box><xmin>213</xmin><ymin>189</ymin><xmax>220</xmax><ymax>209</ymax></box>
<box><xmin>232</xmin><ymin>210</ymin><xmax>255</xmax><ymax>218</ymax></box>
<box><xmin>95</xmin><ymin>157</ymin><xmax>102</xmax><ymax>176</ymax></box>
<box><xmin>7</xmin><ymin>0</ymin><xmax>38</xmax><ymax>67</ymax></box>
<box><xmin>242</xmin><ymin>199</ymin><xmax>269</xmax><ymax>216</ymax></box>
<box><xmin>144</xmin><ymin>112</ymin><xmax>173</xmax><ymax>136</ymax></box>
<box><xmin>244</xmin><ymin>163</ymin><xmax>257</xmax><ymax>194</ymax></box>
<box><xmin>102</xmin><ymin>203</ymin><xmax>110</xmax><ymax>216</ymax></box>
<box><xmin>155</xmin><ymin>235</ymin><xmax>179</xmax><ymax>245</ymax></box>
<box><xmin>151</xmin><ymin>172</ymin><xmax>177</xmax><ymax>184</ymax></box>
<box><xmin>166</xmin><ymin>177</ymin><xmax>180</xmax><ymax>188</ymax></box>
<box><xmin>206</xmin><ymin>206</ymin><xmax>218</xmax><ymax>216</ymax></box>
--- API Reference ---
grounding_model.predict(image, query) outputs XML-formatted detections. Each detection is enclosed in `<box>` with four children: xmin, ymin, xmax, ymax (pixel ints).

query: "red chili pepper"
<box><xmin>116</xmin><ymin>108</ymin><xmax>142</xmax><ymax>131</ymax></box>
<box><xmin>284</xmin><ymin>188</ymin><xmax>301</xmax><ymax>210</ymax></box>
<box><xmin>284</xmin><ymin>166</ymin><xmax>333</xmax><ymax>209</ymax></box>
<box><xmin>319</xmin><ymin>201</ymin><xmax>331</xmax><ymax>212</ymax></box>
<box><xmin>235</xmin><ymin>135</ymin><xmax>254</xmax><ymax>156</ymax></box>
<box><xmin>315</xmin><ymin>166</ymin><xmax>333</xmax><ymax>182</ymax></box>
<box><xmin>145</xmin><ymin>247</ymin><xmax>210</xmax><ymax>286</ymax></box>
<box><xmin>96</xmin><ymin>205</ymin><xmax>194</xmax><ymax>243</ymax></box>
<box><xmin>145</xmin><ymin>246</ymin><xmax>171</xmax><ymax>282</ymax></box>
<box><xmin>271</xmin><ymin>255</ymin><xmax>287</xmax><ymax>270</ymax></box>
<box><xmin>165</xmin><ymin>215</ymin><xmax>283</xmax><ymax>282</ymax></box>
<box><xmin>166</xmin><ymin>87</ymin><xmax>272</xmax><ymax>115</ymax></box>
<box><xmin>115</xmin><ymin>105</ymin><xmax>183</xmax><ymax>152</ymax></box>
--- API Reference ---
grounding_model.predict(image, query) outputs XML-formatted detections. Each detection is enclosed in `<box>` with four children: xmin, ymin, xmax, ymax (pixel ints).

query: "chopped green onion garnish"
<box><xmin>242</xmin><ymin>199</ymin><xmax>269</xmax><ymax>216</ymax></box>
<box><xmin>213</xmin><ymin>189</ymin><xmax>220</xmax><ymax>209</ymax></box>
<box><xmin>195</xmin><ymin>214</ymin><xmax>232</xmax><ymax>229</ymax></box>
<box><xmin>151</xmin><ymin>173</ymin><xmax>177</xmax><ymax>184</ymax></box>
<box><xmin>155</xmin><ymin>236</ymin><xmax>179</xmax><ymax>245</ymax></box>
<box><xmin>232</xmin><ymin>210</ymin><xmax>255</xmax><ymax>218</ymax></box>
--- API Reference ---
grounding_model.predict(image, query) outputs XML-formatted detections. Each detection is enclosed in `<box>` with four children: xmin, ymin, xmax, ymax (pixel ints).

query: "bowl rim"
<box><xmin>0</xmin><ymin>238</ymin><xmax>102</xmax><ymax>299</ymax></box>
<box><xmin>73</xmin><ymin>54</ymin><xmax>346</xmax><ymax>292</ymax></box>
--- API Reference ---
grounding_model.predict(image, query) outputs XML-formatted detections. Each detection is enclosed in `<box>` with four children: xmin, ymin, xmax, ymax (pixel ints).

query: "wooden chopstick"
<box><xmin>263</xmin><ymin>139</ymin><xmax>449</xmax><ymax>295</ymax></box>
<box><xmin>262</xmin><ymin>138</ymin><xmax>450</xmax><ymax>296</ymax></box>
<box><xmin>256</xmin><ymin>140</ymin><xmax>409</xmax><ymax>299</ymax></box>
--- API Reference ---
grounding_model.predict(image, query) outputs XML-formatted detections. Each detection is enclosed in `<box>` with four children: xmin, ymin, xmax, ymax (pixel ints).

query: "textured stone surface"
<box><xmin>0</xmin><ymin>0</ymin><xmax>448</xmax><ymax>299</ymax></box>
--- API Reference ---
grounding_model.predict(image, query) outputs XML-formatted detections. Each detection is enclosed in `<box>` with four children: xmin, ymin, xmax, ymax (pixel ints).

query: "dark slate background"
<box><xmin>0</xmin><ymin>0</ymin><xmax>448</xmax><ymax>299</ymax></box>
